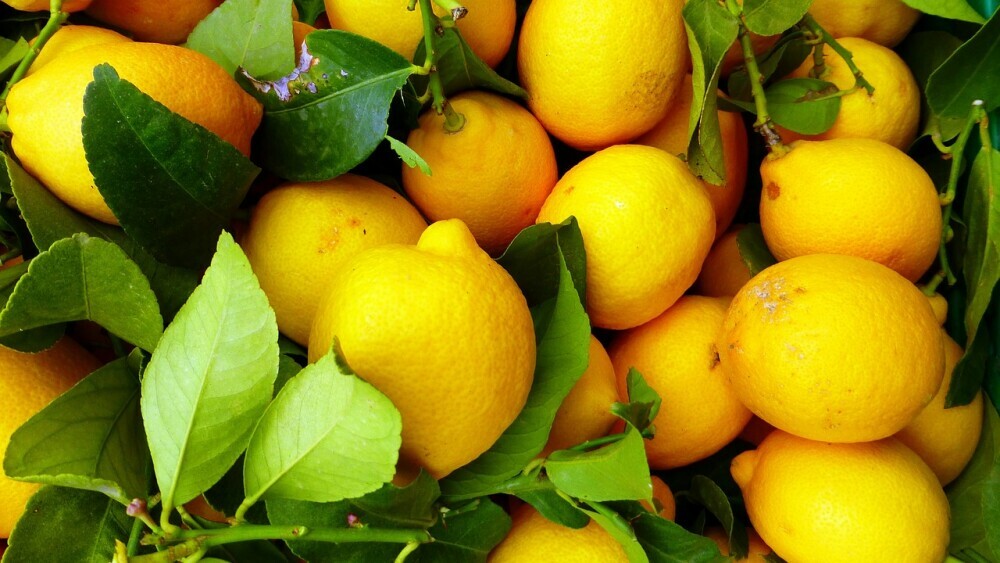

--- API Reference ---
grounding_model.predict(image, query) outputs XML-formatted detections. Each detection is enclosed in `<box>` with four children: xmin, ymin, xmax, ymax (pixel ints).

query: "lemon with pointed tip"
<box><xmin>309</xmin><ymin>219</ymin><xmax>535</xmax><ymax>478</ymax></box>
<box><xmin>27</xmin><ymin>25</ymin><xmax>130</xmax><ymax>77</ymax></box>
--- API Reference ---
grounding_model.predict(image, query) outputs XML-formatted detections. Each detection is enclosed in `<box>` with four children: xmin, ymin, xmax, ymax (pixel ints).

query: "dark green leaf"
<box><xmin>0</xmin><ymin>37</ymin><xmax>28</xmax><ymax>78</ymax></box>
<box><xmin>951</xmin><ymin>147</ymin><xmax>1000</xmax><ymax>406</ymax></box>
<box><xmin>293</xmin><ymin>0</ymin><xmax>325</xmax><ymax>25</ymax></box>
<box><xmin>2</xmin><ymin>486</ymin><xmax>131</xmax><ymax>563</ymax></box>
<box><xmin>902</xmin><ymin>0</ymin><xmax>986</xmax><ymax>23</ymax></box>
<box><xmin>6</xmin><ymin>155</ymin><xmax>199</xmax><ymax>321</ymax></box>
<box><xmin>763</xmin><ymin>553</ymin><xmax>789</xmax><ymax>563</ymax></box>
<box><xmin>4</xmin><ymin>358</ymin><xmax>147</xmax><ymax>505</ymax></box>
<box><xmin>410</xmin><ymin>498</ymin><xmax>511</xmax><ymax>563</ymax></box>
<box><xmin>632</xmin><ymin>513</ymin><xmax>729</xmax><ymax>563</ymax></box>
<box><xmin>0</xmin><ymin>234</ymin><xmax>162</xmax><ymax>351</ymax></box>
<box><xmin>611</xmin><ymin>368</ymin><xmax>662</xmax><ymax>435</ymax></box>
<box><xmin>82</xmin><ymin>64</ymin><xmax>260</xmax><ymax>269</ymax></box>
<box><xmin>244</xmin><ymin>30</ymin><xmax>414</xmax><ymax>181</ymax></box>
<box><xmin>411</xmin><ymin>27</ymin><xmax>526</xmax><ymax>99</ymax></box>
<box><xmin>683</xmin><ymin>0</ymin><xmax>740</xmax><ymax>184</ymax></box>
<box><xmin>206</xmin><ymin>541</ymin><xmax>291</xmax><ymax>563</ymax></box>
<box><xmin>186</xmin><ymin>0</ymin><xmax>296</xmax><ymax>80</ymax></box>
<box><xmin>513</xmin><ymin>483</ymin><xmax>591</xmax><ymax>529</ymax></box>
<box><xmin>386</xmin><ymin>135</ymin><xmax>432</xmax><ymax>176</ymax></box>
<box><xmin>765</xmin><ymin>77</ymin><xmax>841</xmax><ymax>134</ymax></box>
<box><xmin>441</xmin><ymin>222</ymin><xmax>590</xmax><ymax>499</ymax></box>
<box><xmin>897</xmin><ymin>31</ymin><xmax>966</xmax><ymax>142</ymax></box>
<box><xmin>742</xmin><ymin>0</ymin><xmax>813</xmax><ymax>36</ymax></box>
<box><xmin>143</xmin><ymin>232</ymin><xmax>279</xmax><ymax>513</ymax></box>
<box><xmin>267</xmin><ymin>472</ymin><xmax>439</xmax><ymax>563</ymax></box>
<box><xmin>947</xmin><ymin>404</ymin><xmax>1000</xmax><ymax>560</ymax></box>
<box><xmin>546</xmin><ymin>428</ymin><xmax>650</xmax><ymax>502</ymax></box>
<box><xmin>728</xmin><ymin>35</ymin><xmax>812</xmax><ymax>102</ymax></box>
<box><xmin>689</xmin><ymin>475</ymin><xmax>749</xmax><ymax>559</ymax></box>
<box><xmin>927</xmin><ymin>10</ymin><xmax>1000</xmax><ymax>120</ymax></box>
<box><xmin>736</xmin><ymin>224</ymin><xmax>777</xmax><ymax>276</ymax></box>
<box><xmin>243</xmin><ymin>348</ymin><xmax>401</xmax><ymax>505</ymax></box>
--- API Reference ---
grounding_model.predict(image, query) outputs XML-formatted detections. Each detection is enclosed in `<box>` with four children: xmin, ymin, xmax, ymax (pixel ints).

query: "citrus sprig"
<box><xmin>413</xmin><ymin>0</ymin><xmax>466</xmax><ymax>131</ymax></box>
<box><xmin>799</xmin><ymin>14</ymin><xmax>876</xmax><ymax>96</ymax></box>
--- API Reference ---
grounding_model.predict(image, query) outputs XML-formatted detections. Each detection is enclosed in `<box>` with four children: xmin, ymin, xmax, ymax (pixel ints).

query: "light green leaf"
<box><xmin>4</xmin><ymin>358</ymin><xmax>147</xmax><ymax>505</ymax></box>
<box><xmin>765</xmin><ymin>78</ymin><xmax>841</xmax><ymax>135</ymax></box>
<box><xmin>611</xmin><ymin>368</ymin><xmax>662</xmax><ymax>435</ymax></box>
<box><xmin>927</xmin><ymin>10</ymin><xmax>1000</xmax><ymax>119</ymax></box>
<box><xmin>902</xmin><ymin>0</ymin><xmax>986</xmax><ymax>23</ymax></box>
<box><xmin>0</xmin><ymin>38</ymin><xmax>28</xmax><ymax>78</ymax></box>
<box><xmin>387</xmin><ymin>135</ymin><xmax>432</xmax><ymax>176</ymax></box>
<box><xmin>0</xmin><ymin>234</ymin><xmax>162</xmax><ymax>351</ymax></box>
<box><xmin>186</xmin><ymin>0</ymin><xmax>296</xmax><ymax>80</ymax></box>
<box><xmin>142</xmin><ymin>232</ymin><xmax>279</xmax><ymax>513</ymax></box>
<box><xmin>742</xmin><ymin>0</ymin><xmax>813</xmax><ymax>36</ymax></box>
<box><xmin>546</xmin><ymin>428</ymin><xmax>651</xmax><ymax>502</ymax></box>
<box><xmin>243</xmin><ymin>347</ymin><xmax>401</xmax><ymax>505</ymax></box>
<box><xmin>586</xmin><ymin>506</ymin><xmax>650</xmax><ymax>563</ymax></box>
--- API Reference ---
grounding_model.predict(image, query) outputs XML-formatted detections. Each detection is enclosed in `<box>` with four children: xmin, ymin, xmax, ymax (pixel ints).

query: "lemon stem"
<box><xmin>922</xmin><ymin>271</ymin><xmax>947</xmax><ymax>296</ymax></box>
<box><xmin>393</xmin><ymin>541</ymin><xmax>422</xmax><ymax>563</ymax></box>
<box><xmin>567</xmin><ymin>432</ymin><xmax>626</xmax><ymax>452</ymax></box>
<box><xmin>126</xmin><ymin>516</ymin><xmax>146</xmax><ymax>557</ymax></box>
<box><xmin>809</xmin><ymin>42</ymin><xmax>827</xmax><ymax>79</ymax></box>
<box><xmin>800</xmin><ymin>14</ymin><xmax>875</xmax><ymax>95</ymax></box>
<box><xmin>0</xmin><ymin>0</ymin><xmax>68</xmax><ymax>110</ymax></box>
<box><xmin>417</xmin><ymin>0</ymin><xmax>466</xmax><ymax>131</ymax></box>
<box><xmin>938</xmin><ymin>100</ymin><xmax>986</xmax><ymax>286</ymax></box>
<box><xmin>725</xmin><ymin>0</ymin><xmax>786</xmax><ymax>155</ymax></box>
<box><xmin>432</xmin><ymin>0</ymin><xmax>468</xmax><ymax>22</ymax></box>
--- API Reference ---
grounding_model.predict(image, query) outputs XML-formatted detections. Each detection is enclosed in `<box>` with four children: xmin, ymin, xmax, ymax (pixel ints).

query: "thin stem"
<box><xmin>0</xmin><ymin>0</ymin><xmax>68</xmax><ymax>109</ymax></box>
<box><xmin>809</xmin><ymin>42</ymin><xmax>827</xmax><ymax>79</ymax></box>
<box><xmin>178</xmin><ymin>550</ymin><xmax>205</xmax><ymax>563</ymax></box>
<box><xmin>568</xmin><ymin>432</ymin><xmax>625</xmax><ymax>452</ymax></box>
<box><xmin>799</xmin><ymin>84</ymin><xmax>861</xmax><ymax>103</ymax></box>
<box><xmin>921</xmin><ymin>271</ymin><xmax>947</xmax><ymax>296</ymax></box>
<box><xmin>801</xmin><ymin>14</ymin><xmax>875</xmax><ymax>95</ymax></box>
<box><xmin>938</xmin><ymin>101</ymin><xmax>986</xmax><ymax>286</ymax></box>
<box><xmin>418</xmin><ymin>0</ymin><xmax>446</xmax><ymax>112</ymax></box>
<box><xmin>394</xmin><ymin>541</ymin><xmax>422</xmax><ymax>563</ymax></box>
<box><xmin>127</xmin><ymin>516</ymin><xmax>146</xmax><ymax>557</ymax></box>
<box><xmin>232</xmin><ymin>498</ymin><xmax>255</xmax><ymax>525</ymax></box>
<box><xmin>175</xmin><ymin>506</ymin><xmax>202</xmax><ymax>530</ymax></box>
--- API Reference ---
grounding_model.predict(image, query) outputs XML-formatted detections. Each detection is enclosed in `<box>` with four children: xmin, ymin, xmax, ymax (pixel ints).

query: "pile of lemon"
<box><xmin>0</xmin><ymin>0</ymin><xmax>989</xmax><ymax>561</ymax></box>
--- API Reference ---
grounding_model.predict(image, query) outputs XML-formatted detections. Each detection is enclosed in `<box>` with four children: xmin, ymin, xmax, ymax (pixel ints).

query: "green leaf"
<box><xmin>411</xmin><ymin>27</ymin><xmax>526</xmax><ymax>99</ymax></box>
<box><xmin>683</xmin><ymin>0</ymin><xmax>740</xmax><ymax>185</ymax></box>
<box><xmin>441</xmin><ymin>222</ymin><xmax>590</xmax><ymax>499</ymax></box>
<box><xmin>243</xmin><ymin>347</ymin><xmax>402</xmax><ymax>505</ymax></box>
<box><xmin>513</xmin><ymin>483</ymin><xmax>591</xmax><ymax>529</ymax></box>
<box><xmin>293</xmin><ymin>0</ymin><xmax>325</xmax><ymax>25</ymax></box>
<box><xmin>0</xmin><ymin>234</ymin><xmax>162</xmax><ymax>350</ymax></box>
<box><xmin>3</xmin><ymin>358</ymin><xmax>147</xmax><ymax>505</ymax></box>
<box><xmin>947</xmin><ymin>404</ymin><xmax>1000</xmax><ymax>560</ymax></box>
<box><xmin>951</xmin><ymin>147</ymin><xmax>1000</xmax><ymax>406</ymax></box>
<box><xmin>632</xmin><ymin>513</ymin><xmax>729</xmax><ymax>563</ymax></box>
<box><xmin>0</xmin><ymin>37</ymin><xmax>28</xmax><ymax>78</ymax></box>
<box><xmin>186</xmin><ymin>0</ymin><xmax>296</xmax><ymax>80</ymax></box>
<box><xmin>689</xmin><ymin>475</ymin><xmax>749</xmax><ymax>559</ymax></box>
<box><xmin>765</xmin><ymin>78</ymin><xmax>841</xmax><ymax>135</ymax></box>
<box><xmin>735</xmin><ymin>224</ymin><xmax>777</xmax><ymax>276</ymax></box>
<box><xmin>82</xmin><ymin>64</ymin><xmax>260</xmax><ymax>269</ymax></box>
<box><xmin>585</xmin><ymin>505</ymin><xmax>650</xmax><ymax>563</ymax></box>
<box><xmin>267</xmin><ymin>472</ymin><xmax>439</xmax><ymax>562</ymax></box>
<box><xmin>742</xmin><ymin>0</ymin><xmax>813</xmax><ymax>36</ymax></box>
<box><xmin>927</xmin><ymin>10</ymin><xmax>1000</xmax><ymax>120</ymax></box>
<box><xmin>727</xmin><ymin>35</ymin><xmax>812</xmax><ymax>102</ymax></box>
<box><xmin>410</xmin><ymin>498</ymin><xmax>511</xmax><ymax>563</ymax></box>
<box><xmin>386</xmin><ymin>135</ymin><xmax>432</xmax><ymax>176</ymax></box>
<box><xmin>902</xmin><ymin>0</ymin><xmax>986</xmax><ymax>23</ymax></box>
<box><xmin>2</xmin><ymin>486</ymin><xmax>131</xmax><ymax>563</ymax></box>
<box><xmin>244</xmin><ymin>30</ymin><xmax>414</xmax><ymax>181</ymax></box>
<box><xmin>546</xmin><ymin>428</ymin><xmax>651</xmax><ymax>502</ymax></box>
<box><xmin>6</xmin><ymin>155</ymin><xmax>199</xmax><ymax>321</ymax></box>
<box><xmin>203</xmin><ymin>455</ymin><xmax>267</xmax><ymax>523</ymax></box>
<box><xmin>898</xmin><ymin>31</ymin><xmax>967</xmax><ymax>142</ymax></box>
<box><xmin>611</xmin><ymin>368</ymin><xmax>662</xmax><ymax>435</ymax></box>
<box><xmin>274</xmin><ymin>353</ymin><xmax>303</xmax><ymax>396</ymax></box>
<box><xmin>142</xmin><ymin>232</ymin><xmax>279</xmax><ymax>512</ymax></box>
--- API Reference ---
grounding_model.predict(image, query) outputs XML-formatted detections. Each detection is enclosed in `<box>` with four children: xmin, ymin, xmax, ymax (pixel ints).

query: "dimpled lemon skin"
<box><xmin>0</xmin><ymin>339</ymin><xmax>102</xmax><ymax>537</ymax></box>
<box><xmin>760</xmin><ymin>139</ymin><xmax>941</xmax><ymax>282</ymax></box>
<box><xmin>537</xmin><ymin>145</ymin><xmax>715</xmax><ymax>330</ymax></box>
<box><xmin>517</xmin><ymin>0</ymin><xmax>687</xmax><ymax>150</ymax></box>
<box><xmin>488</xmin><ymin>505</ymin><xmax>629</xmax><ymax>563</ymax></box>
<box><xmin>242</xmin><ymin>175</ymin><xmax>428</xmax><ymax>346</ymax></box>
<box><xmin>7</xmin><ymin>42</ymin><xmax>262</xmax><ymax>225</ymax></box>
<box><xmin>26</xmin><ymin>25</ymin><xmax>130</xmax><ymax>77</ymax></box>
<box><xmin>808</xmin><ymin>0</ymin><xmax>920</xmax><ymax>47</ymax></box>
<box><xmin>896</xmin><ymin>334</ymin><xmax>985</xmax><ymax>485</ymax></box>
<box><xmin>403</xmin><ymin>91</ymin><xmax>557</xmax><ymax>255</ymax></box>
<box><xmin>731</xmin><ymin>431</ymin><xmax>949</xmax><ymax>563</ymax></box>
<box><xmin>610</xmin><ymin>296</ymin><xmax>752</xmax><ymax>469</ymax></box>
<box><xmin>308</xmin><ymin>220</ymin><xmax>535</xmax><ymax>479</ymax></box>
<box><xmin>720</xmin><ymin>254</ymin><xmax>945</xmax><ymax>443</ymax></box>
<box><xmin>86</xmin><ymin>0</ymin><xmax>222</xmax><ymax>44</ymax></box>
<box><xmin>778</xmin><ymin>37</ymin><xmax>920</xmax><ymax>150</ymax></box>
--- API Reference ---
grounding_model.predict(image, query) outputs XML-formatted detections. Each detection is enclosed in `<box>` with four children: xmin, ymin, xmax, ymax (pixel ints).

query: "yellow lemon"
<box><xmin>242</xmin><ymin>175</ymin><xmax>428</xmax><ymax>346</ymax></box>
<box><xmin>3</xmin><ymin>0</ymin><xmax>89</xmax><ymax>11</ymax></box>
<box><xmin>928</xmin><ymin>293</ymin><xmax>949</xmax><ymax>325</ymax></box>
<box><xmin>760</xmin><ymin>138</ymin><xmax>941</xmax><ymax>281</ymax></box>
<box><xmin>536</xmin><ymin>145</ymin><xmax>715</xmax><ymax>329</ymax></box>
<box><xmin>777</xmin><ymin>37</ymin><xmax>920</xmax><ymax>149</ymax></box>
<box><xmin>27</xmin><ymin>25</ymin><xmax>130</xmax><ymax>76</ymax></box>
<box><xmin>488</xmin><ymin>504</ymin><xmax>629</xmax><ymax>562</ymax></box>
<box><xmin>896</xmin><ymin>334</ymin><xmax>985</xmax><ymax>485</ymax></box>
<box><xmin>86</xmin><ymin>0</ymin><xmax>222</xmax><ymax>44</ymax></box>
<box><xmin>517</xmin><ymin>0</ymin><xmax>688</xmax><ymax>150</ymax></box>
<box><xmin>720</xmin><ymin>254</ymin><xmax>945</xmax><ymax>442</ymax></box>
<box><xmin>403</xmin><ymin>91</ymin><xmax>557</xmax><ymax>255</ymax></box>
<box><xmin>610</xmin><ymin>296</ymin><xmax>752</xmax><ymax>469</ymax></box>
<box><xmin>641</xmin><ymin>476</ymin><xmax>677</xmax><ymax>521</ymax></box>
<box><xmin>731</xmin><ymin>431</ymin><xmax>949</xmax><ymax>563</ymax></box>
<box><xmin>7</xmin><ymin>42</ymin><xmax>262</xmax><ymax>225</ymax></box>
<box><xmin>0</xmin><ymin>339</ymin><xmax>101</xmax><ymax>537</ymax></box>
<box><xmin>808</xmin><ymin>0</ymin><xmax>920</xmax><ymax>47</ymax></box>
<box><xmin>695</xmin><ymin>226</ymin><xmax>752</xmax><ymax>298</ymax></box>
<box><xmin>308</xmin><ymin>219</ymin><xmax>535</xmax><ymax>478</ymax></box>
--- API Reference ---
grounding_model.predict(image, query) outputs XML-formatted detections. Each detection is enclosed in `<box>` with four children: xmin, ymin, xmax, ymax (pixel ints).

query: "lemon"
<box><xmin>27</xmin><ymin>25</ymin><xmax>129</xmax><ymax>77</ymax></box>
<box><xmin>731</xmin><ymin>431</ymin><xmax>949</xmax><ymax>563</ymax></box>
<box><xmin>488</xmin><ymin>505</ymin><xmax>628</xmax><ymax>562</ymax></box>
<box><xmin>403</xmin><ymin>91</ymin><xmax>557</xmax><ymax>255</ymax></box>
<box><xmin>695</xmin><ymin>226</ymin><xmax>752</xmax><ymax>298</ymax></box>
<box><xmin>720</xmin><ymin>254</ymin><xmax>945</xmax><ymax>442</ymax></box>
<box><xmin>537</xmin><ymin>145</ymin><xmax>715</xmax><ymax>329</ymax></box>
<box><xmin>759</xmin><ymin>138</ymin><xmax>941</xmax><ymax>281</ymax></box>
<box><xmin>86</xmin><ymin>0</ymin><xmax>222</xmax><ymax>44</ymax></box>
<box><xmin>517</xmin><ymin>0</ymin><xmax>688</xmax><ymax>150</ymax></box>
<box><xmin>705</xmin><ymin>527</ymin><xmax>773</xmax><ymax>561</ymax></box>
<box><xmin>641</xmin><ymin>476</ymin><xmax>677</xmax><ymax>521</ymax></box>
<box><xmin>7</xmin><ymin>42</ymin><xmax>262</xmax><ymax>225</ymax></box>
<box><xmin>3</xmin><ymin>0</ymin><xmax>89</xmax><ymax>11</ymax></box>
<box><xmin>242</xmin><ymin>174</ymin><xmax>428</xmax><ymax>346</ymax></box>
<box><xmin>808</xmin><ymin>0</ymin><xmax>920</xmax><ymax>47</ymax></box>
<box><xmin>308</xmin><ymin>219</ymin><xmax>535</xmax><ymax>478</ymax></box>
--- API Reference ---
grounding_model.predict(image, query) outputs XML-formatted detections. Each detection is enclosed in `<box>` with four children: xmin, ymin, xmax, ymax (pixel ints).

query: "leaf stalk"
<box><xmin>938</xmin><ymin>100</ymin><xmax>987</xmax><ymax>286</ymax></box>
